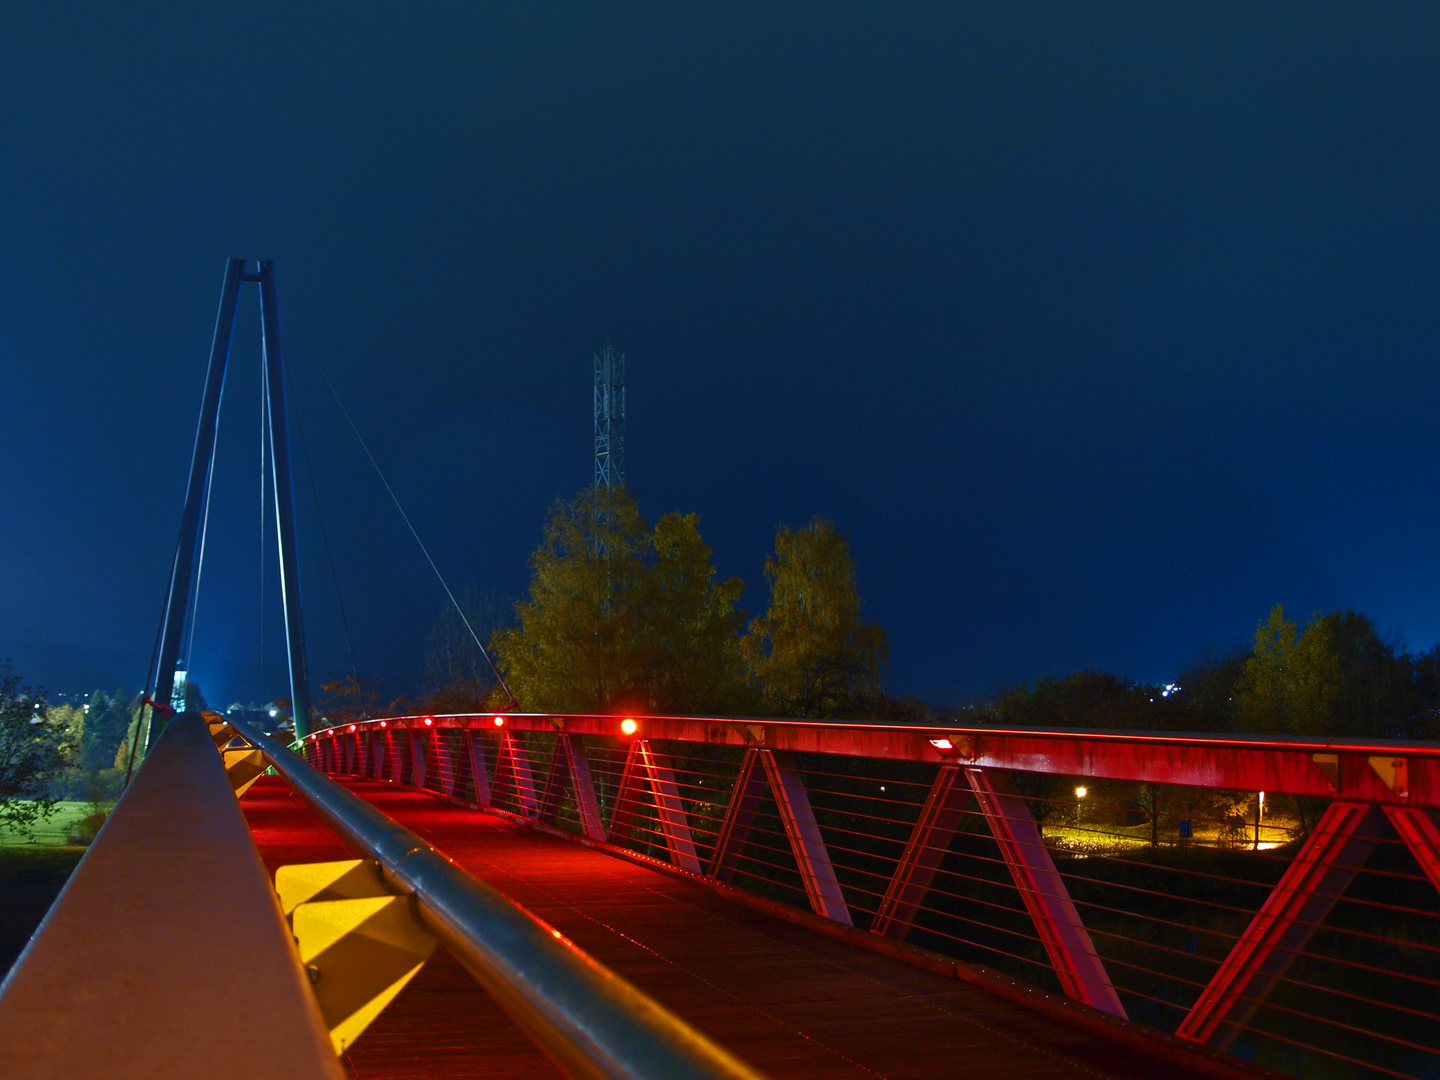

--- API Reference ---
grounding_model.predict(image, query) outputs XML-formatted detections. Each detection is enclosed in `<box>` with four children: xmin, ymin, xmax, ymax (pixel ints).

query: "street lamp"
<box><xmin>1075</xmin><ymin>786</ymin><xmax>1088</xmax><ymax>829</ymax></box>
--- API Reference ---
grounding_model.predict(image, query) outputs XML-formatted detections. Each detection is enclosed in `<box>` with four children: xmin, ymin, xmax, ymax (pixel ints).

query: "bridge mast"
<box><xmin>150</xmin><ymin>258</ymin><xmax>242</xmax><ymax>748</ymax></box>
<box><xmin>257</xmin><ymin>261</ymin><xmax>313</xmax><ymax>740</ymax></box>
<box><xmin>146</xmin><ymin>259</ymin><xmax>313</xmax><ymax>753</ymax></box>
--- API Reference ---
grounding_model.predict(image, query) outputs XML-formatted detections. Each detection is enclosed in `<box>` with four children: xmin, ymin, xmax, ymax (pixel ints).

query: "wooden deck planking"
<box><xmin>239</xmin><ymin>776</ymin><xmax>1209</xmax><ymax>1080</ymax></box>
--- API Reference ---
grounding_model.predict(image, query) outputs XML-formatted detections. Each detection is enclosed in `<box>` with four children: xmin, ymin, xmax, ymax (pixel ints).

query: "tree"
<box><xmin>741</xmin><ymin>518</ymin><xmax>887</xmax><ymax>718</ymax></box>
<box><xmin>318</xmin><ymin>675</ymin><xmax>385</xmax><ymax>726</ymax></box>
<box><xmin>80</xmin><ymin>689</ymin><xmax>133</xmax><ymax>774</ymax></box>
<box><xmin>1235</xmin><ymin>604</ymin><xmax>1420</xmax><ymax>738</ymax></box>
<box><xmin>493</xmin><ymin>487</ymin><xmax>747</xmax><ymax>714</ymax></box>
<box><xmin>0</xmin><ymin>662</ymin><xmax>69</xmax><ymax>835</ymax></box>
<box><xmin>634</xmin><ymin>510</ymin><xmax>747</xmax><ymax>713</ymax></box>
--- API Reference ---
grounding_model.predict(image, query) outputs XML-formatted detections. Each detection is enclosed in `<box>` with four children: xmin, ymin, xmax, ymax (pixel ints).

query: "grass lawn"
<box><xmin>0</xmin><ymin>801</ymin><xmax>109</xmax><ymax>848</ymax></box>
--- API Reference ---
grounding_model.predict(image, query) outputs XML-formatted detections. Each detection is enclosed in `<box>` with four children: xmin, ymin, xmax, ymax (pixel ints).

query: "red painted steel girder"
<box><xmin>332</xmin><ymin>714</ymin><xmax>1440</xmax><ymax>807</ymax></box>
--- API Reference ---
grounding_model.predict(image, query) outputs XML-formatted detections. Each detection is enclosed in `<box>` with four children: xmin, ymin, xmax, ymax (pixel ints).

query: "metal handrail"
<box><xmin>228</xmin><ymin>717</ymin><xmax>765</xmax><ymax>1080</ymax></box>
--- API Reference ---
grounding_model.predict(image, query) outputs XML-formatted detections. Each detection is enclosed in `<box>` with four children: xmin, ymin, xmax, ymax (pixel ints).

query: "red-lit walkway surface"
<box><xmin>241</xmin><ymin>776</ymin><xmax>1209</xmax><ymax>1080</ymax></box>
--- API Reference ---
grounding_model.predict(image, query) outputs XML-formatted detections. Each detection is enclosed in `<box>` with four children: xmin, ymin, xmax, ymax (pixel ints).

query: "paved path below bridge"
<box><xmin>241</xmin><ymin>776</ymin><xmax>1210</xmax><ymax>1080</ymax></box>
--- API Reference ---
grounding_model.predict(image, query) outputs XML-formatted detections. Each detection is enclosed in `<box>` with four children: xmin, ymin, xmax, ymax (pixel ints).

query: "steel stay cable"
<box><xmin>289</xmin><ymin>347</ymin><xmax>363</xmax><ymax>697</ymax></box>
<box><xmin>278</xmin><ymin>299</ymin><xmax>516</xmax><ymax>709</ymax></box>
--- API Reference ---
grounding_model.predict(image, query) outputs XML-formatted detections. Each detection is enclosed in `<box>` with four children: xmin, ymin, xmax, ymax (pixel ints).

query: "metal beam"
<box><xmin>1384</xmin><ymin>805</ymin><xmax>1440</xmax><ymax>894</ymax></box>
<box><xmin>872</xmin><ymin>765</ymin><xmax>970</xmax><ymax>939</ymax></box>
<box><xmin>0</xmin><ymin>713</ymin><xmax>342</xmax><ymax>1079</ymax></box>
<box><xmin>703</xmin><ymin>748</ymin><xmax>850</xmax><ymax>925</ymax></box>
<box><xmin>497</xmin><ymin>731</ymin><xmax>539</xmax><ymax>817</ymax></box>
<box><xmin>1177</xmin><ymin>801</ymin><xmax>1381</xmax><ymax>1050</ymax></box>
<box><xmin>610</xmin><ymin>740</ymin><xmax>703</xmax><ymax>872</ymax></box>
<box><xmin>539</xmin><ymin>733</ymin><xmax>606</xmax><ymax>842</ymax></box>
<box><xmin>965</xmin><ymin>767</ymin><xmax>1126</xmax><ymax>1018</ymax></box>
<box><xmin>466</xmin><ymin>730</ymin><xmax>492</xmax><ymax>805</ymax></box>
<box><xmin>707</xmin><ymin>747</ymin><xmax>768</xmax><ymax>883</ymax></box>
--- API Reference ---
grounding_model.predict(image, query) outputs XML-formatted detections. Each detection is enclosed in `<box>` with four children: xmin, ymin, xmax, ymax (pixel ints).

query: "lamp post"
<box><xmin>1075</xmin><ymin>786</ymin><xmax>1088</xmax><ymax>830</ymax></box>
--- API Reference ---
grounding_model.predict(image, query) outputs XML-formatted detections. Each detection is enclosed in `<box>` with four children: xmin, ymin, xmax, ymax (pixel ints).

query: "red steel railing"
<box><xmin>304</xmin><ymin>714</ymin><xmax>1440</xmax><ymax>1080</ymax></box>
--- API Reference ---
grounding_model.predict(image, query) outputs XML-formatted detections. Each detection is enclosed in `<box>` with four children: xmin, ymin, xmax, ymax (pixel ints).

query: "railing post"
<box><xmin>965</xmin><ymin>767</ymin><xmax>1126</xmax><ymax>1018</ymax></box>
<box><xmin>466</xmin><ymin>730</ymin><xmax>492</xmax><ymax>806</ymax></box>
<box><xmin>409</xmin><ymin>728</ymin><xmax>428</xmax><ymax>790</ymax></box>
<box><xmin>370</xmin><ymin>730</ymin><xmax>385</xmax><ymax>779</ymax></box>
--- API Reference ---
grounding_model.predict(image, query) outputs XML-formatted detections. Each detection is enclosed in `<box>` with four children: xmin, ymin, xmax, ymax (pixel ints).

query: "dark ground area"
<box><xmin>0</xmin><ymin>848</ymin><xmax>86</xmax><ymax>978</ymax></box>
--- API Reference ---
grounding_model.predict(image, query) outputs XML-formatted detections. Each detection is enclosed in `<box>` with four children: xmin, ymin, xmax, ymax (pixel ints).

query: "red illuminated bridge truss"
<box><xmin>309</xmin><ymin>714</ymin><xmax>1440</xmax><ymax>1079</ymax></box>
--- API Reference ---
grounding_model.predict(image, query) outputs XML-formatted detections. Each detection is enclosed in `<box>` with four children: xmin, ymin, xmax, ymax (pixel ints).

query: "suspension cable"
<box><xmin>260</xmin><ymin>353</ymin><xmax>268</xmax><ymax>706</ymax></box>
<box><xmin>280</xmin><ymin>300</ymin><xmax>516</xmax><ymax>708</ymax></box>
<box><xmin>290</xmin><ymin>359</ymin><xmax>363</xmax><ymax>699</ymax></box>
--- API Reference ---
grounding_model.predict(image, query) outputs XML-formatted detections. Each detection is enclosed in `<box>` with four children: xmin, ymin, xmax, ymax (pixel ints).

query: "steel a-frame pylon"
<box><xmin>145</xmin><ymin>258</ymin><xmax>312</xmax><ymax>751</ymax></box>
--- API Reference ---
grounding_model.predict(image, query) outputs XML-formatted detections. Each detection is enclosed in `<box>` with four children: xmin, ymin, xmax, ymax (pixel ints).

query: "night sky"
<box><xmin>4</xmin><ymin>4</ymin><xmax>1440</xmax><ymax>710</ymax></box>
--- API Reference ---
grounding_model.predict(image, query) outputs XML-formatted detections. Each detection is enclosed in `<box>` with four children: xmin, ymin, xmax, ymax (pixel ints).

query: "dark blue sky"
<box><xmin>4</xmin><ymin>4</ymin><xmax>1440</xmax><ymax>709</ymax></box>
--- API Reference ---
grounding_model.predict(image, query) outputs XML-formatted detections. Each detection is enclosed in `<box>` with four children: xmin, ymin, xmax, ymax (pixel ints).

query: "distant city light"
<box><xmin>1161</xmin><ymin>683</ymin><xmax>1180</xmax><ymax>697</ymax></box>
<box><xmin>269</xmin><ymin>708</ymin><xmax>278</xmax><ymax>718</ymax></box>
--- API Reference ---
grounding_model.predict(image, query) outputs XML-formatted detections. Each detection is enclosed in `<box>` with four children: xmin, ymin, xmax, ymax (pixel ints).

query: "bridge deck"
<box><xmin>240</xmin><ymin>776</ymin><xmax>1204</xmax><ymax>1080</ymax></box>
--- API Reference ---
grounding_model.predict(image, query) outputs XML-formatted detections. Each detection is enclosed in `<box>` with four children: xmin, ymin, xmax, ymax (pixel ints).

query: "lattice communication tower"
<box><xmin>594</xmin><ymin>345</ymin><xmax>625</xmax><ymax>487</ymax></box>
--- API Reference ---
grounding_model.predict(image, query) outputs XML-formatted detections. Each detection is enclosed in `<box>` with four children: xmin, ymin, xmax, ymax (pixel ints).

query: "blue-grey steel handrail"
<box><xmin>227</xmin><ymin>716</ymin><xmax>764</xmax><ymax>1080</ymax></box>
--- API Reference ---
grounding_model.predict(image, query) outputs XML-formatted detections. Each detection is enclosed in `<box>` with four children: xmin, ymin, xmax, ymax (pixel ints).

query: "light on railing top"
<box><xmin>424</xmin><ymin>717</ymin><xmax>433</xmax><ymax>726</ymax></box>
<box><xmin>380</xmin><ymin>720</ymin><xmax>387</xmax><ymax>727</ymax></box>
<box><xmin>349</xmin><ymin>724</ymin><xmax>356</xmax><ymax>731</ymax></box>
<box><xmin>493</xmin><ymin>715</ymin><xmax>506</xmax><ymax>727</ymax></box>
<box><xmin>620</xmin><ymin>718</ymin><xmax>638</xmax><ymax>736</ymax></box>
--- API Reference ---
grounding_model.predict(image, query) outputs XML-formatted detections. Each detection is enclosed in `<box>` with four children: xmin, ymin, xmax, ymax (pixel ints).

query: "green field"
<box><xmin>0</xmin><ymin>801</ymin><xmax>111</xmax><ymax>847</ymax></box>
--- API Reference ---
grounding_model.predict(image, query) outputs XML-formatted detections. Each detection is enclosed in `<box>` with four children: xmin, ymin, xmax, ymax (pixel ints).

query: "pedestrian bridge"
<box><xmin>3</xmin><ymin>709</ymin><xmax>1436</xmax><ymax>1080</ymax></box>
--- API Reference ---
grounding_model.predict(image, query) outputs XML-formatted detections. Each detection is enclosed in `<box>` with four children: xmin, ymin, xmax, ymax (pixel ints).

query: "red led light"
<box><xmin>929</xmin><ymin>738</ymin><xmax>953</xmax><ymax>750</ymax></box>
<box><xmin>424</xmin><ymin>717</ymin><xmax>433</xmax><ymax>726</ymax></box>
<box><xmin>349</xmin><ymin>724</ymin><xmax>356</xmax><ymax>731</ymax></box>
<box><xmin>620</xmin><ymin>718</ymin><xmax>638</xmax><ymax>736</ymax></box>
<box><xmin>493</xmin><ymin>716</ymin><xmax>505</xmax><ymax>727</ymax></box>
<box><xmin>380</xmin><ymin>720</ymin><xmax>387</xmax><ymax>728</ymax></box>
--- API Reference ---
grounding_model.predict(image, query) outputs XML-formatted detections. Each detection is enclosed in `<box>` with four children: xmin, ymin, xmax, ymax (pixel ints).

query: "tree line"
<box><xmin>982</xmin><ymin>603</ymin><xmax>1440</xmax><ymax>742</ymax></box>
<box><xmin>423</xmin><ymin>485</ymin><xmax>898</xmax><ymax>720</ymax></box>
